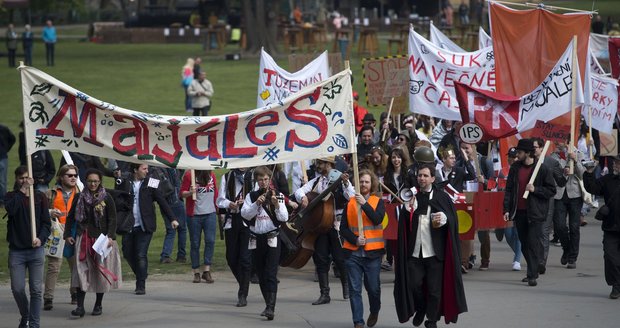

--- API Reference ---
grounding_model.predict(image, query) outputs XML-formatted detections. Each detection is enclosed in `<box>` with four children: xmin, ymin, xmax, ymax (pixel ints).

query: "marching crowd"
<box><xmin>3</xmin><ymin>102</ymin><xmax>620</xmax><ymax>328</ymax></box>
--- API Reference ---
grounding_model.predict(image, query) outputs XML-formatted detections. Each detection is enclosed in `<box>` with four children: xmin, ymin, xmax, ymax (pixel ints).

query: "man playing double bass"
<box><xmin>294</xmin><ymin>156</ymin><xmax>355</xmax><ymax>305</ymax></box>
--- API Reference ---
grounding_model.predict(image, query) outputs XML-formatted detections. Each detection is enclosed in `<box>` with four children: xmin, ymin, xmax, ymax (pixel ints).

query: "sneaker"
<box><xmin>610</xmin><ymin>286</ymin><xmax>620</xmax><ymax>299</ymax></box>
<box><xmin>512</xmin><ymin>261</ymin><xmax>521</xmax><ymax>271</ymax></box>
<box><xmin>202</xmin><ymin>271</ymin><xmax>214</xmax><ymax>283</ymax></box>
<box><xmin>193</xmin><ymin>273</ymin><xmax>201</xmax><ymax>283</ymax></box>
<box><xmin>160</xmin><ymin>257</ymin><xmax>173</xmax><ymax>264</ymax></box>
<box><xmin>478</xmin><ymin>262</ymin><xmax>489</xmax><ymax>271</ymax></box>
<box><xmin>461</xmin><ymin>264</ymin><xmax>469</xmax><ymax>274</ymax></box>
<box><xmin>567</xmin><ymin>261</ymin><xmax>576</xmax><ymax>269</ymax></box>
<box><xmin>176</xmin><ymin>256</ymin><xmax>187</xmax><ymax>263</ymax></box>
<box><xmin>528</xmin><ymin>278</ymin><xmax>538</xmax><ymax>287</ymax></box>
<box><xmin>580</xmin><ymin>217</ymin><xmax>588</xmax><ymax>226</ymax></box>
<box><xmin>554</xmin><ymin>241</ymin><xmax>562</xmax><ymax>247</ymax></box>
<box><xmin>381</xmin><ymin>261</ymin><xmax>393</xmax><ymax>271</ymax></box>
<box><xmin>468</xmin><ymin>255</ymin><xmax>476</xmax><ymax>269</ymax></box>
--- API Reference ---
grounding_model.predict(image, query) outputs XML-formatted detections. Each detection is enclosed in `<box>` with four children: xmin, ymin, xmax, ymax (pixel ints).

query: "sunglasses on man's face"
<box><xmin>64</xmin><ymin>174</ymin><xmax>78</xmax><ymax>178</ymax></box>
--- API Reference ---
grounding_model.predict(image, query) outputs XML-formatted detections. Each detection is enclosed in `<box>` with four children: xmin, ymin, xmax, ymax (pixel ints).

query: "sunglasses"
<box><xmin>65</xmin><ymin>174</ymin><xmax>78</xmax><ymax>178</ymax></box>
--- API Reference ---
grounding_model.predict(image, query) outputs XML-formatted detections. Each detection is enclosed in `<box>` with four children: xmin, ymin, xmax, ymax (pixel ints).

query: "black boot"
<box><xmin>312</xmin><ymin>272</ymin><xmax>331</xmax><ymax>305</ymax></box>
<box><xmin>236</xmin><ymin>271</ymin><xmax>250</xmax><ymax>307</ymax></box>
<box><xmin>340</xmin><ymin>269</ymin><xmax>349</xmax><ymax>300</ymax></box>
<box><xmin>264</xmin><ymin>292</ymin><xmax>276</xmax><ymax>320</ymax></box>
<box><xmin>71</xmin><ymin>290</ymin><xmax>86</xmax><ymax>318</ymax></box>
<box><xmin>260</xmin><ymin>288</ymin><xmax>268</xmax><ymax>317</ymax></box>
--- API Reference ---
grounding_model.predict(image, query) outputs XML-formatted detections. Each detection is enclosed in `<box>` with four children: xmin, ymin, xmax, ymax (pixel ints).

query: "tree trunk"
<box><xmin>242</xmin><ymin>0</ymin><xmax>279</xmax><ymax>55</ymax></box>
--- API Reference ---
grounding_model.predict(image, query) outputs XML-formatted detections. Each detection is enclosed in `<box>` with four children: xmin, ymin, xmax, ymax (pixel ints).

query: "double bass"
<box><xmin>280</xmin><ymin>171</ymin><xmax>344</xmax><ymax>269</ymax></box>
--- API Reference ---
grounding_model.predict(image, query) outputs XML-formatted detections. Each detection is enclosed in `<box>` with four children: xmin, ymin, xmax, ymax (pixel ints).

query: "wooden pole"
<box><xmin>487</xmin><ymin>0</ymin><xmax>597</xmax><ymax>14</ymax></box>
<box><xmin>190</xmin><ymin>169</ymin><xmax>196</xmax><ymax>200</ymax></box>
<box><xmin>381</xmin><ymin>97</ymin><xmax>395</xmax><ymax>142</ymax></box>
<box><xmin>379</xmin><ymin>181</ymin><xmax>404</xmax><ymax>203</ymax></box>
<box><xmin>523</xmin><ymin>140</ymin><xmax>551</xmax><ymax>199</ymax></box>
<box><xmin>568</xmin><ymin>35</ymin><xmax>578</xmax><ymax>174</ymax></box>
<box><xmin>345</xmin><ymin>60</ymin><xmax>364</xmax><ymax>238</ymax></box>
<box><xmin>26</xmin><ymin>154</ymin><xmax>36</xmax><ymax>242</ymax></box>
<box><xmin>299</xmin><ymin>160</ymin><xmax>308</xmax><ymax>185</ymax></box>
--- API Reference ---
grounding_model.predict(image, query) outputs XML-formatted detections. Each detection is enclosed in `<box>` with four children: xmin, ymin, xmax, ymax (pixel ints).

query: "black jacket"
<box><xmin>115</xmin><ymin>177</ymin><xmax>176</xmax><ymax>233</ymax></box>
<box><xmin>583</xmin><ymin>172</ymin><xmax>620</xmax><ymax>232</ymax></box>
<box><xmin>503</xmin><ymin>160</ymin><xmax>556</xmax><ymax>221</ymax></box>
<box><xmin>4</xmin><ymin>190</ymin><xmax>51</xmax><ymax>250</ymax></box>
<box><xmin>436</xmin><ymin>164</ymin><xmax>475</xmax><ymax>193</ymax></box>
<box><xmin>64</xmin><ymin>192</ymin><xmax>117</xmax><ymax>240</ymax></box>
<box><xmin>0</xmin><ymin>123</ymin><xmax>16</xmax><ymax>158</ymax></box>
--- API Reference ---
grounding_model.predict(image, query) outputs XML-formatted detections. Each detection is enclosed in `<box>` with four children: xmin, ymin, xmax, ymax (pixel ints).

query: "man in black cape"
<box><xmin>394</xmin><ymin>164</ymin><xmax>467</xmax><ymax>327</ymax></box>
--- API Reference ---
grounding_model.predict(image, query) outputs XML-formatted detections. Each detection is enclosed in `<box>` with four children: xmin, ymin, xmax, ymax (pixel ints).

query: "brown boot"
<box><xmin>193</xmin><ymin>273</ymin><xmax>201</xmax><ymax>283</ymax></box>
<box><xmin>202</xmin><ymin>271</ymin><xmax>214</xmax><ymax>283</ymax></box>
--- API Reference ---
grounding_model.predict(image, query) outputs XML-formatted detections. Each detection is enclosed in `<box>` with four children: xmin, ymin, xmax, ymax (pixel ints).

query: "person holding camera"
<box><xmin>583</xmin><ymin>155</ymin><xmax>620</xmax><ymax>299</ymax></box>
<box><xmin>188</xmin><ymin>71</ymin><xmax>214</xmax><ymax>117</ymax></box>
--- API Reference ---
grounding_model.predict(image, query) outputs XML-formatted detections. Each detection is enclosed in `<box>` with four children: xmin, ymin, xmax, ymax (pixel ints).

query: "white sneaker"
<box><xmin>512</xmin><ymin>261</ymin><xmax>521</xmax><ymax>271</ymax></box>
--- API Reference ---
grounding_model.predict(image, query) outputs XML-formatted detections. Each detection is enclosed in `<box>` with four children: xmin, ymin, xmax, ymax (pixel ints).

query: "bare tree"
<box><xmin>242</xmin><ymin>0</ymin><xmax>279</xmax><ymax>54</ymax></box>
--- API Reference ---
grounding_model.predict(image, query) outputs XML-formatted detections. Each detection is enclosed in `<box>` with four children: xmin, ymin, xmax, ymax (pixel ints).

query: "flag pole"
<box><xmin>190</xmin><ymin>169</ymin><xmax>196</xmax><ymax>200</ymax></box>
<box><xmin>569</xmin><ymin>35</ymin><xmax>578</xmax><ymax>174</ymax></box>
<box><xmin>346</xmin><ymin>60</ymin><xmax>364</xmax><ymax>238</ymax></box>
<box><xmin>381</xmin><ymin>97</ymin><xmax>395</xmax><ymax>142</ymax></box>
<box><xmin>19</xmin><ymin>62</ymin><xmax>37</xmax><ymax>243</ymax></box>
<box><xmin>486</xmin><ymin>0</ymin><xmax>597</xmax><ymax>14</ymax></box>
<box><xmin>523</xmin><ymin>140</ymin><xmax>551</xmax><ymax>199</ymax></box>
<box><xmin>587</xmin><ymin>106</ymin><xmax>593</xmax><ymax>159</ymax></box>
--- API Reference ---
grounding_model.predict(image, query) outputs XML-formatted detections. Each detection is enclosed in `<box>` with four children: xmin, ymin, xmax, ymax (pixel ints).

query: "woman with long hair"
<box><xmin>384</xmin><ymin>147</ymin><xmax>411</xmax><ymax>199</ymax></box>
<box><xmin>369</xmin><ymin>147</ymin><xmax>389</xmax><ymax>180</ymax></box>
<box><xmin>180</xmin><ymin>169</ymin><xmax>219</xmax><ymax>283</ymax></box>
<box><xmin>64</xmin><ymin>169</ymin><xmax>121</xmax><ymax>318</ymax></box>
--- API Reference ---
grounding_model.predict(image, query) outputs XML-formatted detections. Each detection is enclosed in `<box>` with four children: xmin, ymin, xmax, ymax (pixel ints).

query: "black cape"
<box><xmin>393</xmin><ymin>186</ymin><xmax>468</xmax><ymax>324</ymax></box>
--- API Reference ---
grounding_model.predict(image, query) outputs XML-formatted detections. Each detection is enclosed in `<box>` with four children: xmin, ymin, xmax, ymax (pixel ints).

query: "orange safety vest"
<box><xmin>343</xmin><ymin>195</ymin><xmax>384</xmax><ymax>251</ymax></box>
<box><xmin>51</xmin><ymin>187</ymin><xmax>76</xmax><ymax>224</ymax></box>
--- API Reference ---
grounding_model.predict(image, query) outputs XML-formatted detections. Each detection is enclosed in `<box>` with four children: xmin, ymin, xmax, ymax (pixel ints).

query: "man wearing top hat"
<box><xmin>503</xmin><ymin>139</ymin><xmax>556</xmax><ymax>287</ymax></box>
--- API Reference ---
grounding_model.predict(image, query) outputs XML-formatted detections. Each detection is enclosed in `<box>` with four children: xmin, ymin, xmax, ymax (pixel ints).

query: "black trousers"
<box><xmin>515</xmin><ymin>210</ymin><xmax>545</xmax><ymax>279</ymax></box>
<box><xmin>313</xmin><ymin>227</ymin><xmax>346</xmax><ymax>274</ymax></box>
<box><xmin>253</xmin><ymin>234</ymin><xmax>281</xmax><ymax>294</ymax></box>
<box><xmin>192</xmin><ymin>105</ymin><xmax>210</xmax><ymax>117</ymax></box>
<box><xmin>408</xmin><ymin>256</ymin><xmax>443</xmax><ymax>321</ymax></box>
<box><xmin>224</xmin><ymin>214</ymin><xmax>252</xmax><ymax>283</ymax></box>
<box><xmin>603</xmin><ymin>231</ymin><xmax>620</xmax><ymax>288</ymax></box>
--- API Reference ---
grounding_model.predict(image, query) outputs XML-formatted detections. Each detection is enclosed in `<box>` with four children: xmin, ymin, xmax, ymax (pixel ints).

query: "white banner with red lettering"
<box><xmin>20</xmin><ymin>66</ymin><xmax>355</xmax><ymax>170</ymax></box>
<box><xmin>408</xmin><ymin>27</ymin><xmax>496</xmax><ymax>121</ymax></box>
<box><xmin>585</xmin><ymin>73</ymin><xmax>618</xmax><ymax>134</ymax></box>
<box><xmin>257</xmin><ymin>48</ymin><xmax>330</xmax><ymax>108</ymax></box>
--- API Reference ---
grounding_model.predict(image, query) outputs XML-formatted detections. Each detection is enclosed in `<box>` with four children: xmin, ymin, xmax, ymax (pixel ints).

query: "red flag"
<box><xmin>609</xmin><ymin>37</ymin><xmax>620</xmax><ymax>79</ymax></box>
<box><xmin>455</xmin><ymin>82</ymin><xmax>520</xmax><ymax>141</ymax></box>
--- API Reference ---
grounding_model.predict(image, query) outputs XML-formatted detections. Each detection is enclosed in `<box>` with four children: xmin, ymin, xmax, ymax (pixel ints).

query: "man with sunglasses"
<box><xmin>43</xmin><ymin>165</ymin><xmax>81</xmax><ymax>310</ymax></box>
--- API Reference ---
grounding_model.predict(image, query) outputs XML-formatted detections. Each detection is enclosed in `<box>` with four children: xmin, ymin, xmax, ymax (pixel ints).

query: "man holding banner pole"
<box><xmin>503</xmin><ymin>139</ymin><xmax>556</xmax><ymax>287</ymax></box>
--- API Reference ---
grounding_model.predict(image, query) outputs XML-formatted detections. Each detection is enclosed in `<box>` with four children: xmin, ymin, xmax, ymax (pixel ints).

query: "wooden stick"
<box><xmin>379</xmin><ymin>181</ymin><xmax>404</xmax><ymax>203</ymax></box>
<box><xmin>190</xmin><ymin>169</ymin><xmax>196</xmax><ymax>200</ymax></box>
<box><xmin>26</xmin><ymin>154</ymin><xmax>36</xmax><ymax>242</ymax></box>
<box><xmin>381</xmin><ymin>97</ymin><xmax>394</xmax><ymax>142</ymax></box>
<box><xmin>299</xmin><ymin>160</ymin><xmax>308</xmax><ymax>185</ymax></box>
<box><xmin>569</xmin><ymin>35</ymin><xmax>578</xmax><ymax>174</ymax></box>
<box><xmin>523</xmin><ymin>140</ymin><xmax>551</xmax><ymax>199</ymax></box>
<box><xmin>487</xmin><ymin>0</ymin><xmax>597</xmax><ymax>14</ymax></box>
<box><xmin>345</xmin><ymin>59</ymin><xmax>364</xmax><ymax>238</ymax></box>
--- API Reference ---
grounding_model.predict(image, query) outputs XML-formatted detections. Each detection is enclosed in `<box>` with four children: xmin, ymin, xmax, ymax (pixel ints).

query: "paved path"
<box><xmin>1</xmin><ymin>211</ymin><xmax>618</xmax><ymax>328</ymax></box>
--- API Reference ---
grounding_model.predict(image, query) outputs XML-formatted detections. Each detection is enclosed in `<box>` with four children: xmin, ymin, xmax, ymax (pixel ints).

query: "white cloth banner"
<box><xmin>408</xmin><ymin>27</ymin><xmax>496</xmax><ymax>121</ymax></box>
<box><xmin>517</xmin><ymin>39</ymin><xmax>585</xmax><ymax>131</ymax></box>
<box><xmin>590</xmin><ymin>33</ymin><xmax>609</xmax><ymax>60</ymax></box>
<box><xmin>478</xmin><ymin>27</ymin><xmax>492</xmax><ymax>50</ymax></box>
<box><xmin>429</xmin><ymin>22</ymin><xmax>465</xmax><ymax>53</ymax></box>
<box><xmin>586</xmin><ymin>73</ymin><xmax>618</xmax><ymax>134</ymax></box>
<box><xmin>20</xmin><ymin>66</ymin><xmax>355</xmax><ymax>170</ymax></box>
<box><xmin>257</xmin><ymin>48</ymin><xmax>330</xmax><ymax>108</ymax></box>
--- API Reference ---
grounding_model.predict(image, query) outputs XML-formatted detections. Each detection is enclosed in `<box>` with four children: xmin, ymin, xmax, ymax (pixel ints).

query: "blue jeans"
<box><xmin>345</xmin><ymin>254</ymin><xmax>381</xmax><ymax>325</ymax></box>
<box><xmin>9</xmin><ymin>247</ymin><xmax>44</xmax><ymax>328</ymax></box>
<box><xmin>504</xmin><ymin>226</ymin><xmax>522</xmax><ymax>263</ymax></box>
<box><xmin>189</xmin><ymin>213</ymin><xmax>217</xmax><ymax>269</ymax></box>
<box><xmin>0</xmin><ymin>157</ymin><xmax>7</xmax><ymax>205</ymax></box>
<box><xmin>122</xmin><ymin>229</ymin><xmax>153</xmax><ymax>282</ymax></box>
<box><xmin>161</xmin><ymin>202</ymin><xmax>187</xmax><ymax>261</ymax></box>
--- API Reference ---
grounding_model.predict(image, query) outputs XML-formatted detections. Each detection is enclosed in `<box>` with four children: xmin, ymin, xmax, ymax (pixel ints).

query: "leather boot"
<box><xmin>260</xmin><ymin>288</ymin><xmax>268</xmax><ymax>317</ymax></box>
<box><xmin>264</xmin><ymin>292</ymin><xmax>276</xmax><ymax>320</ymax></box>
<box><xmin>236</xmin><ymin>271</ymin><xmax>250</xmax><ymax>307</ymax></box>
<box><xmin>312</xmin><ymin>272</ymin><xmax>331</xmax><ymax>305</ymax></box>
<box><xmin>340</xmin><ymin>270</ymin><xmax>350</xmax><ymax>300</ymax></box>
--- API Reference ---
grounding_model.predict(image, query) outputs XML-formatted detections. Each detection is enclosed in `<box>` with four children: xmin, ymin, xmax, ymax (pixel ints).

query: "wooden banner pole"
<box><xmin>523</xmin><ymin>140</ymin><xmax>551</xmax><ymax>199</ymax></box>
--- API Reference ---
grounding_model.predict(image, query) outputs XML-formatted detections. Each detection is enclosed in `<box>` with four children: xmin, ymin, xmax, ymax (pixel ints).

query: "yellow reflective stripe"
<box><xmin>350</xmin><ymin>225</ymin><xmax>383</xmax><ymax>232</ymax></box>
